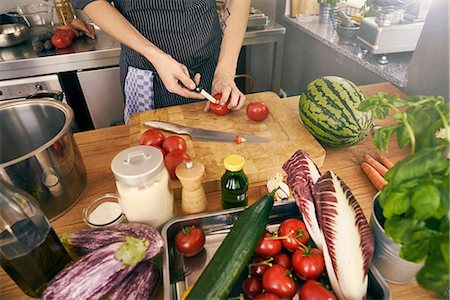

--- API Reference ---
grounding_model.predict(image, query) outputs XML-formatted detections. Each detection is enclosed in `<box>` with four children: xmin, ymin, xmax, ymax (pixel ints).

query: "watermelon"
<box><xmin>299</xmin><ymin>76</ymin><xmax>373</xmax><ymax>147</ymax></box>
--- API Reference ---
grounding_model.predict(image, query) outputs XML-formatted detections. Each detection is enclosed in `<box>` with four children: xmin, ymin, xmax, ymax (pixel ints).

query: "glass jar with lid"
<box><xmin>53</xmin><ymin>0</ymin><xmax>75</xmax><ymax>25</ymax></box>
<box><xmin>111</xmin><ymin>146</ymin><xmax>174</xmax><ymax>229</ymax></box>
<box><xmin>221</xmin><ymin>154</ymin><xmax>249</xmax><ymax>209</ymax></box>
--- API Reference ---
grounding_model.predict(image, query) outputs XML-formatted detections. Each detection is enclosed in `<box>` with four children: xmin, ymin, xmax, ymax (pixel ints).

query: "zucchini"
<box><xmin>186</xmin><ymin>194</ymin><xmax>274</xmax><ymax>300</ymax></box>
<box><xmin>60</xmin><ymin>223</ymin><xmax>163</xmax><ymax>260</ymax></box>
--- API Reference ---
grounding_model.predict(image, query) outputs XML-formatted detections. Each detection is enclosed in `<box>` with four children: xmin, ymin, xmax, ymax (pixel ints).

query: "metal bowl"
<box><xmin>0</xmin><ymin>23</ymin><xmax>29</xmax><ymax>48</ymax></box>
<box><xmin>6</xmin><ymin>3</ymin><xmax>54</xmax><ymax>28</ymax></box>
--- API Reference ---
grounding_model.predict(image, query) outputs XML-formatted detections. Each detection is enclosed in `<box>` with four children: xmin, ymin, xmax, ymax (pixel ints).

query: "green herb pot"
<box><xmin>370</xmin><ymin>195</ymin><xmax>424</xmax><ymax>284</ymax></box>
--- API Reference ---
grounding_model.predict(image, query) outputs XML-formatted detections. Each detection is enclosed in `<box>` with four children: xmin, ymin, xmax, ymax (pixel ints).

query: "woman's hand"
<box><xmin>152</xmin><ymin>53</ymin><xmax>204</xmax><ymax>99</ymax></box>
<box><xmin>204</xmin><ymin>72</ymin><xmax>245</xmax><ymax>112</ymax></box>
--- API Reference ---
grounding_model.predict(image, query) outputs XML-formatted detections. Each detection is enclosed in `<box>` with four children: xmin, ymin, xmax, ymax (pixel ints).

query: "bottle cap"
<box><xmin>224</xmin><ymin>154</ymin><xmax>245</xmax><ymax>172</ymax></box>
<box><xmin>111</xmin><ymin>146</ymin><xmax>164</xmax><ymax>185</ymax></box>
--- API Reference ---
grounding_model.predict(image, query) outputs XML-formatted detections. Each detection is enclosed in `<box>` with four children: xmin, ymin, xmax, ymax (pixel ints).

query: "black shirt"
<box><xmin>72</xmin><ymin>0</ymin><xmax>222</xmax><ymax>108</ymax></box>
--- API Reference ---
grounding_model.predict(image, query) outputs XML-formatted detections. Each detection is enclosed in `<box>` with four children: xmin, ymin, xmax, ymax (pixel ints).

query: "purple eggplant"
<box><xmin>283</xmin><ymin>149</ymin><xmax>324</xmax><ymax>250</ymax></box>
<box><xmin>107</xmin><ymin>261</ymin><xmax>160</xmax><ymax>300</ymax></box>
<box><xmin>60</xmin><ymin>223</ymin><xmax>163</xmax><ymax>260</ymax></box>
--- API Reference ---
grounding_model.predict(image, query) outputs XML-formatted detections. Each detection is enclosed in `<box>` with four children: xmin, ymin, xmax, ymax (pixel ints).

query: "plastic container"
<box><xmin>111</xmin><ymin>146</ymin><xmax>174</xmax><ymax>229</ymax></box>
<box><xmin>221</xmin><ymin>154</ymin><xmax>249</xmax><ymax>209</ymax></box>
<box><xmin>83</xmin><ymin>193</ymin><xmax>126</xmax><ymax>228</ymax></box>
<box><xmin>0</xmin><ymin>179</ymin><xmax>72</xmax><ymax>297</ymax></box>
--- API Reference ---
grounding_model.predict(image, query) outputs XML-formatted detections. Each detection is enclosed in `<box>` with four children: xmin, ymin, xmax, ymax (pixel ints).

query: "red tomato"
<box><xmin>249</xmin><ymin>257</ymin><xmax>271</xmax><ymax>278</ymax></box>
<box><xmin>254</xmin><ymin>292</ymin><xmax>281</xmax><ymax>300</ymax></box>
<box><xmin>273</xmin><ymin>252</ymin><xmax>291</xmax><ymax>269</ymax></box>
<box><xmin>246</xmin><ymin>101</ymin><xmax>269</xmax><ymax>122</ymax></box>
<box><xmin>278</xmin><ymin>218</ymin><xmax>310</xmax><ymax>252</ymax></box>
<box><xmin>299</xmin><ymin>280</ymin><xmax>336</xmax><ymax>300</ymax></box>
<box><xmin>174</xmin><ymin>225</ymin><xmax>205</xmax><ymax>257</ymax></box>
<box><xmin>242</xmin><ymin>277</ymin><xmax>262</xmax><ymax>298</ymax></box>
<box><xmin>262</xmin><ymin>264</ymin><xmax>297</xmax><ymax>298</ymax></box>
<box><xmin>209</xmin><ymin>93</ymin><xmax>231</xmax><ymax>116</ymax></box>
<box><xmin>51</xmin><ymin>33</ymin><xmax>72</xmax><ymax>49</ymax></box>
<box><xmin>254</xmin><ymin>231</ymin><xmax>282</xmax><ymax>258</ymax></box>
<box><xmin>164</xmin><ymin>150</ymin><xmax>190</xmax><ymax>179</ymax></box>
<box><xmin>162</xmin><ymin>136</ymin><xmax>187</xmax><ymax>154</ymax></box>
<box><xmin>292</xmin><ymin>247</ymin><xmax>325</xmax><ymax>280</ymax></box>
<box><xmin>150</xmin><ymin>145</ymin><xmax>166</xmax><ymax>156</ymax></box>
<box><xmin>140</xmin><ymin>129</ymin><xmax>165</xmax><ymax>147</ymax></box>
<box><xmin>53</xmin><ymin>28</ymin><xmax>75</xmax><ymax>40</ymax></box>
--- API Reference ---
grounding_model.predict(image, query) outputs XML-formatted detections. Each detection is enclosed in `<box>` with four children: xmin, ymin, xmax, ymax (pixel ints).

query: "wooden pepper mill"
<box><xmin>175</xmin><ymin>160</ymin><xmax>207</xmax><ymax>214</ymax></box>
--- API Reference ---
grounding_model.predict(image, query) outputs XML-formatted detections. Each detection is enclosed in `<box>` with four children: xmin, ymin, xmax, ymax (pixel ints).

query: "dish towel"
<box><xmin>124</xmin><ymin>66</ymin><xmax>155</xmax><ymax>123</ymax></box>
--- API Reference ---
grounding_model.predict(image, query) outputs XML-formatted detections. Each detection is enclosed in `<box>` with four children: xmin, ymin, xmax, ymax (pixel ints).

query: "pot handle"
<box><xmin>26</xmin><ymin>91</ymin><xmax>64</xmax><ymax>102</ymax></box>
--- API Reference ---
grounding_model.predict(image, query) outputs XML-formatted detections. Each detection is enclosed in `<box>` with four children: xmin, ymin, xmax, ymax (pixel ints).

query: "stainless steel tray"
<box><xmin>161</xmin><ymin>201</ymin><xmax>391</xmax><ymax>300</ymax></box>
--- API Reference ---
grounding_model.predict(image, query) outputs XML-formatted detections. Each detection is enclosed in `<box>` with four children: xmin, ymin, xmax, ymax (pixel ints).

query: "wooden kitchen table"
<box><xmin>0</xmin><ymin>82</ymin><xmax>436</xmax><ymax>300</ymax></box>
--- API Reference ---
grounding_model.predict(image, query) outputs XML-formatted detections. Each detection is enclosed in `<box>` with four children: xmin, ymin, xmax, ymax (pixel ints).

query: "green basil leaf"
<box><xmin>396</xmin><ymin>123</ymin><xmax>412</xmax><ymax>149</ymax></box>
<box><xmin>399</xmin><ymin>228</ymin><xmax>434</xmax><ymax>263</ymax></box>
<box><xmin>411</xmin><ymin>183</ymin><xmax>440</xmax><ymax>220</ymax></box>
<box><xmin>384</xmin><ymin>216</ymin><xmax>424</xmax><ymax>244</ymax></box>
<box><xmin>373</xmin><ymin>126</ymin><xmax>397</xmax><ymax>152</ymax></box>
<box><xmin>416</xmin><ymin>247</ymin><xmax>450</xmax><ymax>297</ymax></box>
<box><xmin>441</xmin><ymin>240</ymin><xmax>449</xmax><ymax>265</ymax></box>
<box><xmin>384</xmin><ymin>148</ymin><xmax>448</xmax><ymax>186</ymax></box>
<box><xmin>381</xmin><ymin>190</ymin><xmax>410</xmax><ymax>218</ymax></box>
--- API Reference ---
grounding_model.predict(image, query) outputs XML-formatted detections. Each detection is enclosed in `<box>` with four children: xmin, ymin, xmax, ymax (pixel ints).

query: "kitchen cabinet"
<box><xmin>77</xmin><ymin>67</ymin><xmax>124</xmax><ymax>128</ymax></box>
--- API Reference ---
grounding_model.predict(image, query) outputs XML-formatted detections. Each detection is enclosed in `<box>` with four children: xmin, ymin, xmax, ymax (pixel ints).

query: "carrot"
<box><xmin>363</xmin><ymin>154</ymin><xmax>388</xmax><ymax>177</ymax></box>
<box><xmin>361</xmin><ymin>162</ymin><xmax>387</xmax><ymax>191</ymax></box>
<box><xmin>378</xmin><ymin>153</ymin><xmax>395</xmax><ymax>169</ymax></box>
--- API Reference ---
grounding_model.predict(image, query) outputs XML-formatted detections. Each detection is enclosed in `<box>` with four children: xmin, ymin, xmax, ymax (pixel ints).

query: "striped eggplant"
<box><xmin>314</xmin><ymin>171</ymin><xmax>374</xmax><ymax>300</ymax></box>
<box><xmin>299</xmin><ymin>76</ymin><xmax>373</xmax><ymax>147</ymax></box>
<box><xmin>283</xmin><ymin>149</ymin><xmax>324</xmax><ymax>250</ymax></box>
<box><xmin>60</xmin><ymin>223</ymin><xmax>162</xmax><ymax>260</ymax></box>
<box><xmin>107</xmin><ymin>260</ymin><xmax>160</xmax><ymax>300</ymax></box>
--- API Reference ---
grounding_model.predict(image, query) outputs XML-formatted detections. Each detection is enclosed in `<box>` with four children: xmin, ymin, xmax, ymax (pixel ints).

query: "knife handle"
<box><xmin>143</xmin><ymin>121</ymin><xmax>190</xmax><ymax>135</ymax></box>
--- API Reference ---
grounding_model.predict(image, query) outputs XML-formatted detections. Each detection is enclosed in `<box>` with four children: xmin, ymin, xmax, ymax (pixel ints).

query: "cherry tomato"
<box><xmin>254</xmin><ymin>231</ymin><xmax>282</xmax><ymax>258</ymax></box>
<box><xmin>292</xmin><ymin>247</ymin><xmax>325</xmax><ymax>280</ymax></box>
<box><xmin>162</xmin><ymin>136</ymin><xmax>187</xmax><ymax>154</ymax></box>
<box><xmin>164</xmin><ymin>150</ymin><xmax>191</xmax><ymax>179</ymax></box>
<box><xmin>242</xmin><ymin>277</ymin><xmax>262</xmax><ymax>298</ymax></box>
<box><xmin>246</xmin><ymin>101</ymin><xmax>269</xmax><ymax>121</ymax></box>
<box><xmin>249</xmin><ymin>257</ymin><xmax>271</xmax><ymax>278</ymax></box>
<box><xmin>209</xmin><ymin>93</ymin><xmax>230</xmax><ymax>116</ymax></box>
<box><xmin>273</xmin><ymin>252</ymin><xmax>291</xmax><ymax>269</ymax></box>
<box><xmin>254</xmin><ymin>292</ymin><xmax>281</xmax><ymax>300</ymax></box>
<box><xmin>278</xmin><ymin>218</ymin><xmax>310</xmax><ymax>252</ymax></box>
<box><xmin>51</xmin><ymin>32</ymin><xmax>73</xmax><ymax>49</ymax></box>
<box><xmin>262</xmin><ymin>264</ymin><xmax>297</xmax><ymax>298</ymax></box>
<box><xmin>299</xmin><ymin>280</ymin><xmax>336</xmax><ymax>300</ymax></box>
<box><xmin>140</xmin><ymin>129</ymin><xmax>165</xmax><ymax>147</ymax></box>
<box><xmin>174</xmin><ymin>225</ymin><xmax>205</xmax><ymax>257</ymax></box>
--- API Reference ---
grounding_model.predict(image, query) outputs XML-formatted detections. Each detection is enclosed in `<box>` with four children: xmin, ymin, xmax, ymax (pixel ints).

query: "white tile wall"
<box><xmin>0</xmin><ymin>0</ymin><xmax>51</xmax><ymax>14</ymax></box>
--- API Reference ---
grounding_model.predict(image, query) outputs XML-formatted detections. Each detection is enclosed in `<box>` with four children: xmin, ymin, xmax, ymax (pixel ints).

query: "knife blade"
<box><xmin>194</xmin><ymin>86</ymin><xmax>218</xmax><ymax>104</ymax></box>
<box><xmin>143</xmin><ymin>121</ymin><xmax>269</xmax><ymax>143</ymax></box>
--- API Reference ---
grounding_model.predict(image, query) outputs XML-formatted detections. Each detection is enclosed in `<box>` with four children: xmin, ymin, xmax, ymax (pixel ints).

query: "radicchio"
<box><xmin>314</xmin><ymin>171</ymin><xmax>374</xmax><ymax>300</ymax></box>
<box><xmin>282</xmin><ymin>150</ymin><xmax>324</xmax><ymax>250</ymax></box>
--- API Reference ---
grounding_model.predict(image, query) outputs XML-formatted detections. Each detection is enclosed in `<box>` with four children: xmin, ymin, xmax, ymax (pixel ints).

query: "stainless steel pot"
<box><xmin>0</xmin><ymin>99</ymin><xmax>87</xmax><ymax>221</ymax></box>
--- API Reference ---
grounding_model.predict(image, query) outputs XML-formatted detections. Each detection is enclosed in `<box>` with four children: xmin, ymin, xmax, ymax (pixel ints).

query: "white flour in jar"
<box><xmin>116</xmin><ymin>168</ymin><xmax>174</xmax><ymax>229</ymax></box>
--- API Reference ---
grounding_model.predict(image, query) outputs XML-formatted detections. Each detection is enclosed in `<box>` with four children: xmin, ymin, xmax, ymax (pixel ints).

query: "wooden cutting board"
<box><xmin>129</xmin><ymin>92</ymin><xmax>326</xmax><ymax>195</ymax></box>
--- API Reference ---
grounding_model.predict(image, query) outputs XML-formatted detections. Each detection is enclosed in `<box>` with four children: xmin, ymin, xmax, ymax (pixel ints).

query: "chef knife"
<box><xmin>144</xmin><ymin>121</ymin><xmax>269</xmax><ymax>143</ymax></box>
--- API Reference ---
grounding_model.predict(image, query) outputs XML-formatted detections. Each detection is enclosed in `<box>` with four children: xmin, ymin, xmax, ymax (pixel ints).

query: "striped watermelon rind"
<box><xmin>299</xmin><ymin>76</ymin><xmax>373</xmax><ymax>147</ymax></box>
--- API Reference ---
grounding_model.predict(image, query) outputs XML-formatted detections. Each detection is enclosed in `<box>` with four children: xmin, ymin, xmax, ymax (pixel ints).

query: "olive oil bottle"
<box><xmin>0</xmin><ymin>180</ymin><xmax>71</xmax><ymax>297</ymax></box>
<box><xmin>221</xmin><ymin>155</ymin><xmax>248</xmax><ymax>209</ymax></box>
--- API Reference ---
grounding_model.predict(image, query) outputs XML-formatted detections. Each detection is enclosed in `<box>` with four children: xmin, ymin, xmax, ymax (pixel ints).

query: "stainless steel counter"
<box><xmin>0</xmin><ymin>24</ymin><xmax>286</xmax><ymax>86</ymax></box>
<box><xmin>0</xmin><ymin>30</ymin><xmax>120</xmax><ymax>80</ymax></box>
